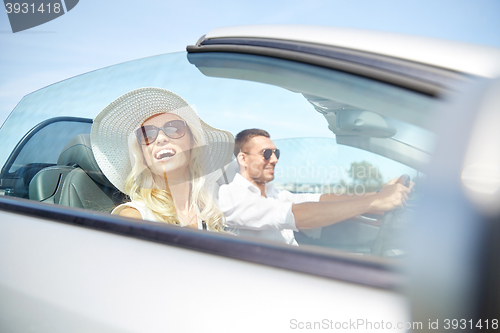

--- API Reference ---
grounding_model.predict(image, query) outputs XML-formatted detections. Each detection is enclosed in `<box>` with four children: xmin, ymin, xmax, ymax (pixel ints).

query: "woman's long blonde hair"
<box><xmin>122</xmin><ymin>117</ymin><xmax>225</xmax><ymax>232</ymax></box>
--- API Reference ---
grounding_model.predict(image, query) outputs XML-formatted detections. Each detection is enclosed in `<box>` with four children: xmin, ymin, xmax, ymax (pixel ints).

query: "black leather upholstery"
<box><xmin>57</xmin><ymin>134</ymin><xmax>114</xmax><ymax>188</ymax></box>
<box><xmin>29</xmin><ymin>165</ymin><xmax>74</xmax><ymax>203</ymax></box>
<box><xmin>29</xmin><ymin>134</ymin><xmax>126</xmax><ymax>212</ymax></box>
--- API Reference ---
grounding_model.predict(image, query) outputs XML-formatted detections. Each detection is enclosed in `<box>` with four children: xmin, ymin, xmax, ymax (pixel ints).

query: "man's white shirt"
<box><xmin>218</xmin><ymin>173</ymin><xmax>321</xmax><ymax>245</ymax></box>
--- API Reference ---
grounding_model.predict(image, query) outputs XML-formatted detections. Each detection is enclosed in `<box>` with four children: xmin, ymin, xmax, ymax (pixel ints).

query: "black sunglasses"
<box><xmin>135</xmin><ymin>120</ymin><xmax>187</xmax><ymax>145</ymax></box>
<box><xmin>243</xmin><ymin>148</ymin><xmax>280</xmax><ymax>160</ymax></box>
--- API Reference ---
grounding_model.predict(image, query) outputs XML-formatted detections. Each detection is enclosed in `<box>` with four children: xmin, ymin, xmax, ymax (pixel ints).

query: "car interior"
<box><xmin>0</xmin><ymin>116</ymin><xmax>239</xmax><ymax>214</ymax></box>
<box><xmin>0</xmin><ymin>51</ymin><xmax>431</xmax><ymax>257</ymax></box>
<box><xmin>30</xmin><ymin>133</ymin><xmax>126</xmax><ymax>211</ymax></box>
<box><xmin>0</xmin><ymin>108</ymin><xmax>414</xmax><ymax>256</ymax></box>
<box><xmin>0</xmin><ymin>117</ymin><xmax>127</xmax><ymax>213</ymax></box>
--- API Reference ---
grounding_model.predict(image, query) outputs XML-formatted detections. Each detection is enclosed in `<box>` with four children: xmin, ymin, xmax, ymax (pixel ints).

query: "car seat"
<box><xmin>218</xmin><ymin>158</ymin><xmax>239</xmax><ymax>184</ymax></box>
<box><xmin>29</xmin><ymin>134</ymin><xmax>126</xmax><ymax>212</ymax></box>
<box><xmin>213</xmin><ymin>158</ymin><xmax>239</xmax><ymax>199</ymax></box>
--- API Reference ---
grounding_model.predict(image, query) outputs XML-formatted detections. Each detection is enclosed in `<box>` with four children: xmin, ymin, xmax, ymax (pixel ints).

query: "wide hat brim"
<box><xmin>91</xmin><ymin>87</ymin><xmax>235</xmax><ymax>193</ymax></box>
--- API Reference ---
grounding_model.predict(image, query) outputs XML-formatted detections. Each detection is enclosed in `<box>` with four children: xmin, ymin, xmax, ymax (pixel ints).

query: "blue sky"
<box><xmin>1</xmin><ymin>0</ymin><xmax>500</xmax><ymax>126</ymax></box>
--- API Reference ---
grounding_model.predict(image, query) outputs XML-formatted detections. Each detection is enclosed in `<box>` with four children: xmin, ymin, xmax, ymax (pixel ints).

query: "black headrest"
<box><xmin>58</xmin><ymin>134</ymin><xmax>114</xmax><ymax>188</ymax></box>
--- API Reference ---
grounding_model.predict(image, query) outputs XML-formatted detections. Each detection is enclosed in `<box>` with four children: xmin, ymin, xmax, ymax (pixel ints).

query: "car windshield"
<box><xmin>0</xmin><ymin>50</ymin><xmax>440</xmax><ymax>257</ymax></box>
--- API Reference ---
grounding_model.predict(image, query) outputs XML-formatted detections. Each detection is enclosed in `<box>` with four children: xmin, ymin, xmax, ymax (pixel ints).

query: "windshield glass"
<box><xmin>0</xmin><ymin>50</ymin><xmax>439</xmax><ymax>257</ymax></box>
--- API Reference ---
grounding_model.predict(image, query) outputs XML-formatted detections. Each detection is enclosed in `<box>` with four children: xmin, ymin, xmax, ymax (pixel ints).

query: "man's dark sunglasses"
<box><xmin>135</xmin><ymin>120</ymin><xmax>187</xmax><ymax>145</ymax></box>
<box><xmin>243</xmin><ymin>148</ymin><xmax>280</xmax><ymax>160</ymax></box>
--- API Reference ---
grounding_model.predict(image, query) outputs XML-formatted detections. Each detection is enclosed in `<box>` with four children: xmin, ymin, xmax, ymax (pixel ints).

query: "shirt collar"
<box><xmin>233</xmin><ymin>173</ymin><xmax>260</xmax><ymax>194</ymax></box>
<box><xmin>234</xmin><ymin>173</ymin><xmax>275</xmax><ymax>196</ymax></box>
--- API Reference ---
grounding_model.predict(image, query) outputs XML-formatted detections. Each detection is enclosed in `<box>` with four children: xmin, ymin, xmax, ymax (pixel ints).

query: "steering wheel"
<box><xmin>370</xmin><ymin>174</ymin><xmax>411</xmax><ymax>256</ymax></box>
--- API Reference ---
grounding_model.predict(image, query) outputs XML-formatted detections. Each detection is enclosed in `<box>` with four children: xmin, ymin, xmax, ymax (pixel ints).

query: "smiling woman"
<box><xmin>90</xmin><ymin>87</ymin><xmax>235</xmax><ymax>231</ymax></box>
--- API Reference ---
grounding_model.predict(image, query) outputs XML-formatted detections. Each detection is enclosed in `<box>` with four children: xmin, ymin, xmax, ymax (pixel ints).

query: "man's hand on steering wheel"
<box><xmin>370</xmin><ymin>176</ymin><xmax>415</xmax><ymax>212</ymax></box>
<box><xmin>371</xmin><ymin>175</ymin><xmax>414</xmax><ymax>255</ymax></box>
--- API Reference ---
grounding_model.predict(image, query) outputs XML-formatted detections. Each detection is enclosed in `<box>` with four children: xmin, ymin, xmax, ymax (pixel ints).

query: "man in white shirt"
<box><xmin>218</xmin><ymin>129</ymin><xmax>413</xmax><ymax>245</ymax></box>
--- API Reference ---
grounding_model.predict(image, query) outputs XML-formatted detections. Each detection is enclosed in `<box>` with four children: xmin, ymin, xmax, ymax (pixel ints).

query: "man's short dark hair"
<box><xmin>234</xmin><ymin>129</ymin><xmax>270</xmax><ymax>156</ymax></box>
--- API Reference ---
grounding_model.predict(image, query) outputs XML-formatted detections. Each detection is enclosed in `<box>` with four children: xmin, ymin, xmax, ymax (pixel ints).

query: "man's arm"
<box><xmin>293</xmin><ymin>178</ymin><xmax>413</xmax><ymax>229</ymax></box>
<box><xmin>319</xmin><ymin>192</ymin><xmax>376</xmax><ymax>202</ymax></box>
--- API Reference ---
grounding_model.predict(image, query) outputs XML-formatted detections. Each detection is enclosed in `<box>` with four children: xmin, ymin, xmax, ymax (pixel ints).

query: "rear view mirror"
<box><xmin>335</xmin><ymin>109</ymin><xmax>397</xmax><ymax>138</ymax></box>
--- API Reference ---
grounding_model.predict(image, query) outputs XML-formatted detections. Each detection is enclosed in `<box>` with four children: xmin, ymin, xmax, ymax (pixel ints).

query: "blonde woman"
<box><xmin>91</xmin><ymin>88</ymin><xmax>234</xmax><ymax>232</ymax></box>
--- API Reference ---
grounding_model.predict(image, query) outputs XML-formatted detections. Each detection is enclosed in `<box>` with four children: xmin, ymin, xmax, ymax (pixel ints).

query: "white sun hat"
<box><xmin>91</xmin><ymin>87</ymin><xmax>235</xmax><ymax>193</ymax></box>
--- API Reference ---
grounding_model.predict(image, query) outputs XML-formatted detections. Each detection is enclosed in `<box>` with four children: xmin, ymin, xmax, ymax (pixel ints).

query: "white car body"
<box><xmin>206</xmin><ymin>25</ymin><xmax>500</xmax><ymax>77</ymax></box>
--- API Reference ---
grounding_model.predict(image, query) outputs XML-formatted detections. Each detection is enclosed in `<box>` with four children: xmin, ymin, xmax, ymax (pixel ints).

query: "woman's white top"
<box><xmin>112</xmin><ymin>201</ymin><xmax>207</xmax><ymax>230</ymax></box>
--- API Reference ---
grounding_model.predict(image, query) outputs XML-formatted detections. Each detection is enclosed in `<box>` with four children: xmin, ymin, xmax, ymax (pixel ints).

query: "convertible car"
<box><xmin>1</xmin><ymin>25</ymin><xmax>499</xmax><ymax>332</ymax></box>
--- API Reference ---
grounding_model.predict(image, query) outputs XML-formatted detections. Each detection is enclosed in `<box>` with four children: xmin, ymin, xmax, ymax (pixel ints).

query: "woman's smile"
<box><xmin>154</xmin><ymin>148</ymin><xmax>177</xmax><ymax>160</ymax></box>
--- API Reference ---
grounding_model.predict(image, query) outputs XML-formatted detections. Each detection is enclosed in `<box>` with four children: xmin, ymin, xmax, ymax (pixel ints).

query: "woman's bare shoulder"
<box><xmin>119</xmin><ymin>207</ymin><xmax>143</xmax><ymax>219</ymax></box>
